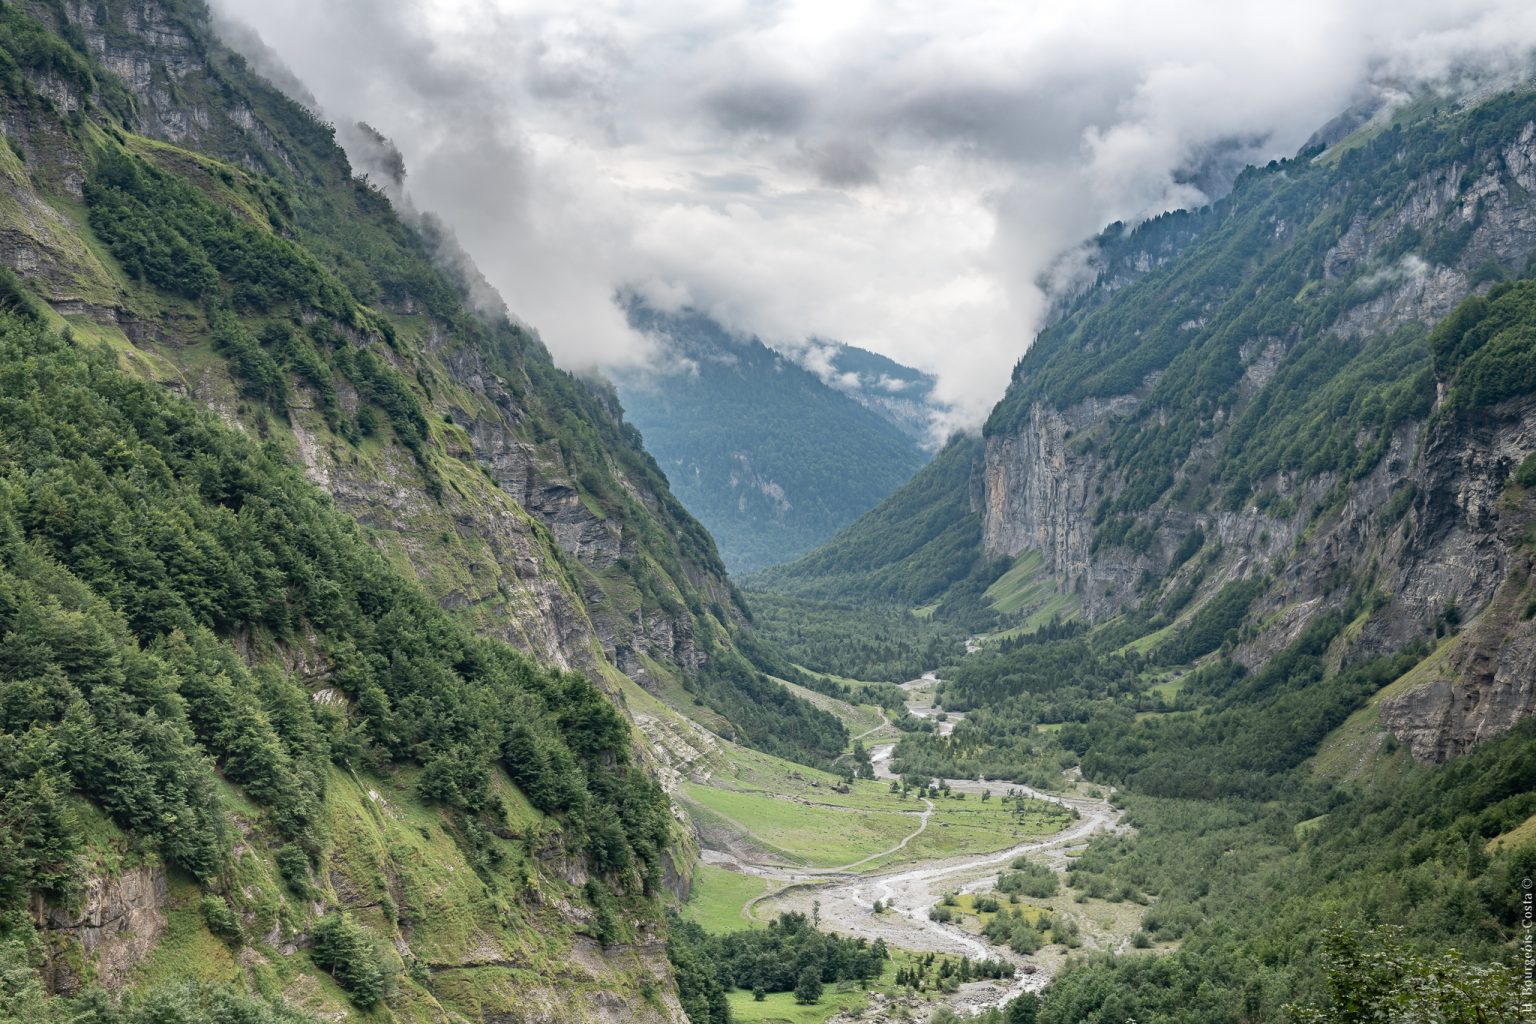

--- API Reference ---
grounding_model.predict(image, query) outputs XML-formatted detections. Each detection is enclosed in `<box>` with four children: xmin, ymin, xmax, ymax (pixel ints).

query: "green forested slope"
<box><xmin>0</xmin><ymin>313</ymin><xmax>671</xmax><ymax>1018</ymax></box>
<box><xmin>0</xmin><ymin>0</ymin><xmax>846</xmax><ymax>1019</ymax></box>
<box><xmin>989</xmin><ymin>90</ymin><xmax>1536</xmax><ymax>518</ymax></box>
<box><xmin>0</xmin><ymin>312</ymin><xmax>670</xmax><ymax>887</ymax></box>
<box><xmin>616</xmin><ymin>304</ymin><xmax>930</xmax><ymax>572</ymax></box>
<box><xmin>746</xmin><ymin>435</ymin><xmax>993</xmax><ymax>609</ymax></box>
<box><xmin>0</xmin><ymin>0</ymin><xmax>848</xmax><ymax>767</ymax></box>
<box><xmin>875</xmin><ymin>244</ymin><xmax>1536</xmax><ymax>1023</ymax></box>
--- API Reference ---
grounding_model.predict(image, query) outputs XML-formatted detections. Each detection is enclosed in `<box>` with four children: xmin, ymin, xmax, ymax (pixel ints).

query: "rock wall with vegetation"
<box><xmin>0</xmin><ymin>0</ymin><xmax>845</xmax><ymax>1019</ymax></box>
<box><xmin>977</xmin><ymin>88</ymin><xmax>1536</xmax><ymax>759</ymax></box>
<box><xmin>748</xmin><ymin>85</ymin><xmax>1536</xmax><ymax>1024</ymax></box>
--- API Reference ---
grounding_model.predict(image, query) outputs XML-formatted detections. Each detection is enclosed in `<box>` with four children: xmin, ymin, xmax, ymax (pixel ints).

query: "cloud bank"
<box><xmin>210</xmin><ymin>0</ymin><xmax>1536</xmax><ymax>433</ymax></box>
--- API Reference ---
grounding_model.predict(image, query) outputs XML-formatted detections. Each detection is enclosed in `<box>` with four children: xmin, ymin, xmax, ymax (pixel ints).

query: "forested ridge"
<box><xmin>0</xmin><ymin>0</ymin><xmax>847</xmax><ymax>1019</ymax></box>
<box><xmin>746</xmin><ymin>435</ymin><xmax>1000</xmax><ymax>618</ymax></box>
<box><xmin>0</xmin><ymin>307</ymin><xmax>675</xmax><ymax>1018</ymax></box>
<box><xmin>616</xmin><ymin>303</ymin><xmax>930</xmax><ymax>573</ymax></box>
<box><xmin>749</xmin><ymin>83</ymin><xmax>1536</xmax><ymax>1024</ymax></box>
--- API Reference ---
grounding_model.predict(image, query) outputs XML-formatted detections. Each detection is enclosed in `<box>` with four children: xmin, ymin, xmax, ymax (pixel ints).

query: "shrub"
<box><xmin>275</xmin><ymin>845</ymin><xmax>312</xmax><ymax>897</ymax></box>
<box><xmin>199</xmin><ymin>894</ymin><xmax>243</xmax><ymax>944</ymax></box>
<box><xmin>997</xmin><ymin>859</ymin><xmax>1058</xmax><ymax>899</ymax></box>
<box><xmin>310</xmin><ymin>913</ymin><xmax>390</xmax><ymax>1008</ymax></box>
<box><xmin>793</xmin><ymin>967</ymin><xmax>822</xmax><ymax>1005</ymax></box>
<box><xmin>1514</xmin><ymin>451</ymin><xmax>1536</xmax><ymax>489</ymax></box>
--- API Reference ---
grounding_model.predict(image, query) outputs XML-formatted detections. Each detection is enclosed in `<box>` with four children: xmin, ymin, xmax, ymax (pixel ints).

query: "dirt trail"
<box><xmin>833</xmin><ymin>706</ymin><xmax>895</xmax><ymax>768</ymax></box>
<box><xmin>695</xmin><ymin>669</ymin><xmax>1126</xmax><ymax>1015</ymax></box>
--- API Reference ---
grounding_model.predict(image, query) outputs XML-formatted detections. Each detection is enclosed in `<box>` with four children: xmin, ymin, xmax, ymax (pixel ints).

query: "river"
<box><xmin>697</xmin><ymin>670</ymin><xmax>1126</xmax><ymax>1017</ymax></box>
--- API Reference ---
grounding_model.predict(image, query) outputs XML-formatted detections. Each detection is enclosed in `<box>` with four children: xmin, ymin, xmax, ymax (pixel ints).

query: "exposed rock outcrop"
<box><xmin>33</xmin><ymin>866</ymin><xmax>167</xmax><ymax>994</ymax></box>
<box><xmin>977</xmin><ymin>103</ymin><xmax>1536</xmax><ymax>762</ymax></box>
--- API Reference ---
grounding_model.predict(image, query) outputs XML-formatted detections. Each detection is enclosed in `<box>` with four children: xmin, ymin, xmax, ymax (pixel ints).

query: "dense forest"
<box><xmin>875</xmin><ymin>598</ymin><xmax>1535</xmax><ymax>1022</ymax></box>
<box><xmin>0</xmin><ymin>302</ymin><xmax>672</xmax><ymax>923</ymax></box>
<box><xmin>746</xmin><ymin>435</ymin><xmax>1004</xmax><ymax>626</ymax></box>
<box><xmin>741</xmin><ymin>591</ymin><xmax>968</xmax><ymax>683</ymax></box>
<box><xmin>616</xmin><ymin>303</ymin><xmax>931</xmax><ymax>572</ymax></box>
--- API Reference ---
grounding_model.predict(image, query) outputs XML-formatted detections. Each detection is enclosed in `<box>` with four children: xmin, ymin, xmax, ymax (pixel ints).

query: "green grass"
<box><xmin>1315</xmin><ymin>90</ymin><xmax>1445</xmax><ymax>165</ymax></box>
<box><xmin>687</xmin><ymin>740</ymin><xmax>1071</xmax><ymax>871</ymax></box>
<box><xmin>1488</xmin><ymin>812</ymin><xmax>1536</xmax><ymax>852</ymax></box>
<box><xmin>1295</xmin><ymin>814</ymin><xmax>1328</xmax><ymax>841</ymax></box>
<box><xmin>134</xmin><ymin>875</ymin><xmax>245</xmax><ymax>991</ymax></box>
<box><xmin>984</xmin><ymin>550</ymin><xmax>1082</xmax><ymax>629</ymax></box>
<box><xmin>684</xmin><ymin>864</ymin><xmax>769</xmax><ymax>933</ymax></box>
<box><xmin>900</xmin><ymin>798</ymin><xmax>1070</xmax><ymax>864</ymax></box>
<box><xmin>776</xmin><ymin>677</ymin><xmax>888</xmax><ymax>740</ymax></box>
<box><xmin>635</xmin><ymin>651</ymin><xmax>737</xmax><ymax>735</ymax></box>
<box><xmin>721</xmin><ymin>951</ymin><xmax>955</xmax><ymax>1024</ymax></box>
<box><xmin>1310</xmin><ymin>635</ymin><xmax>1457</xmax><ymax>781</ymax></box>
<box><xmin>1113</xmin><ymin>617</ymin><xmax>1179</xmax><ymax>655</ymax></box>
<box><xmin>726</xmin><ymin>986</ymin><xmax>869</xmax><ymax>1023</ymax></box>
<box><xmin>681</xmin><ymin>782</ymin><xmax>920</xmax><ymax>868</ymax></box>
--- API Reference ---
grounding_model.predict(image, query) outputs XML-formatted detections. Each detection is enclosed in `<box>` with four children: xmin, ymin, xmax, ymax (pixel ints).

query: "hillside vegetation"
<box><xmin>0</xmin><ymin>0</ymin><xmax>846</xmax><ymax>1019</ymax></box>
<box><xmin>616</xmin><ymin>304</ymin><xmax>930</xmax><ymax>572</ymax></box>
<box><xmin>750</xmin><ymin>84</ymin><xmax>1536</xmax><ymax>1024</ymax></box>
<box><xmin>747</xmin><ymin>436</ymin><xmax>1001</xmax><ymax>620</ymax></box>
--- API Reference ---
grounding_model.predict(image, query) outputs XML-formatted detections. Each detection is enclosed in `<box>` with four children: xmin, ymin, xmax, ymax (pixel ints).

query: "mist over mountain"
<box><xmin>804</xmin><ymin>341</ymin><xmax>942</xmax><ymax>443</ymax></box>
<box><xmin>616</xmin><ymin>303</ymin><xmax>934</xmax><ymax>572</ymax></box>
<box><xmin>2</xmin><ymin>3</ymin><xmax>1536</xmax><ymax>1024</ymax></box>
<box><xmin>210</xmin><ymin>0</ymin><xmax>1536</xmax><ymax>431</ymax></box>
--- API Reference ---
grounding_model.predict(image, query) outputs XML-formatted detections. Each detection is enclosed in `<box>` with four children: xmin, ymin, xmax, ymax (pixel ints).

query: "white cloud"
<box><xmin>211</xmin><ymin>0</ymin><xmax>1536</xmax><ymax>432</ymax></box>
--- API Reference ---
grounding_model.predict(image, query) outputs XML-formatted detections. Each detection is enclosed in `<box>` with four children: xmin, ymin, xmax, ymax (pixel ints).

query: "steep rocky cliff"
<box><xmin>58</xmin><ymin>0</ymin><xmax>749</xmax><ymax>684</ymax></box>
<box><xmin>0</xmin><ymin>1</ymin><xmax>839</xmax><ymax>1019</ymax></box>
<box><xmin>978</xmin><ymin>86</ymin><xmax>1536</xmax><ymax>762</ymax></box>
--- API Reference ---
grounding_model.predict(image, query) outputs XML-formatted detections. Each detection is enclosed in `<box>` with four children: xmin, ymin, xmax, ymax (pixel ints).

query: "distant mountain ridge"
<box><xmin>802</xmin><ymin>340</ymin><xmax>940</xmax><ymax>442</ymax></box>
<box><xmin>616</xmin><ymin>302</ymin><xmax>936</xmax><ymax>572</ymax></box>
<box><xmin>770</xmin><ymin>82</ymin><xmax>1536</xmax><ymax>755</ymax></box>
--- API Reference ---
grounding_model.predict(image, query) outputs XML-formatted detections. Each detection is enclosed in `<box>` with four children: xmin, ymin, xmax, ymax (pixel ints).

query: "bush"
<box><xmin>199</xmin><ymin>895</ymin><xmax>243</xmax><ymax>944</ymax></box>
<box><xmin>1514</xmin><ymin>451</ymin><xmax>1536</xmax><ymax>489</ymax></box>
<box><xmin>310</xmin><ymin>914</ymin><xmax>390</xmax><ymax>1008</ymax></box>
<box><xmin>997</xmin><ymin>859</ymin><xmax>1058</xmax><ymax>899</ymax></box>
<box><xmin>793</xmin><ymin>967</ymin><xmax>822</xmax><ymax>1005</ymax></box>
<box><xmin>275</xmin><ymin>845</ymin><xmax>312</xmax><ymax>898</ymax></box>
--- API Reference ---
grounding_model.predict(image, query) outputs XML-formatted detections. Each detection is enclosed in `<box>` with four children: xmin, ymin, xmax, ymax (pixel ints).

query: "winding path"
<box><xmin>831</xmin><ymin>706</ymin><xmax>895</xmax><ymax>768</ymax></box>
<box><xmin>695</xmin><ymin>669</ymin><xmax>1127</xmax><ymax>1015</ymax></box>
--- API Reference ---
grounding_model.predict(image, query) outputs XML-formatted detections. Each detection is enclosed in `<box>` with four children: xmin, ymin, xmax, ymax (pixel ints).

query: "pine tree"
<box><xmin>793</xmin><ymin>967</ymin><xmax>822</xmax><ymax>1005</ymax></box>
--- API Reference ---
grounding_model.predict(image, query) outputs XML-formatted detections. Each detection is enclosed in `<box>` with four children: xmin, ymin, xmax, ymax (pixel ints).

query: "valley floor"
<box><xmin>676</xmin><ymin>669</ymin><xmax>1141</xmax><ymax>1022</ymax></box>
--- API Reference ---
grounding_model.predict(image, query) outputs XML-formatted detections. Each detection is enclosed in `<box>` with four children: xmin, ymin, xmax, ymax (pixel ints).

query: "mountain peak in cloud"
<box><xmin>211</xmin><ymin>0</ymin><xmax>1536</xmax><ymax>427</ymax></box>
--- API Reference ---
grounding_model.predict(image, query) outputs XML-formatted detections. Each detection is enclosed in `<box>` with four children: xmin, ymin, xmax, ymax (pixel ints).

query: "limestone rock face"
<box><xmin>34</xmin><ymin>866</ymin><xmax>167</xmax><ymax>993</ymax></box>
<box><xmin>980</xmin><ymin>395</ymin><xmax>1138</xmax><ymax>618</ymax></box>
<box><xmin>976</xmin><ymin>113</ymin><xmax>1536</xmax><ymax>762</ymax></box>
<box><xmin>1375</xmin><ymin>400</ymin><xmax>1536</xmax><ymax>761</ymax></box>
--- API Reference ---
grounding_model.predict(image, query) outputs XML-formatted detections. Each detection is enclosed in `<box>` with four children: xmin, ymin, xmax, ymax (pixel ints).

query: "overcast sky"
<box><xmin>211</xmin><ymin>0</ymin><xmax>1536</xmax><ymax>433</ymax></box>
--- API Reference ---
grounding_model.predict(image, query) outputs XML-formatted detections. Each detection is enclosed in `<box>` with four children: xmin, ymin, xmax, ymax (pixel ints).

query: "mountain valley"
<box><xmin>0</xmin><ymin>4</ymin><xmax>1533</xmax><ymax>1024</ymax></box>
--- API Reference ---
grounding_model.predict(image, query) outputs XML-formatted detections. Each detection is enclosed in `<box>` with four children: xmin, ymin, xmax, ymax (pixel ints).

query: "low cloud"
<box><xmin>210</xmin><ymin>0</ymin><xmax>1536</xmax><ymax>434</ymax></box>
